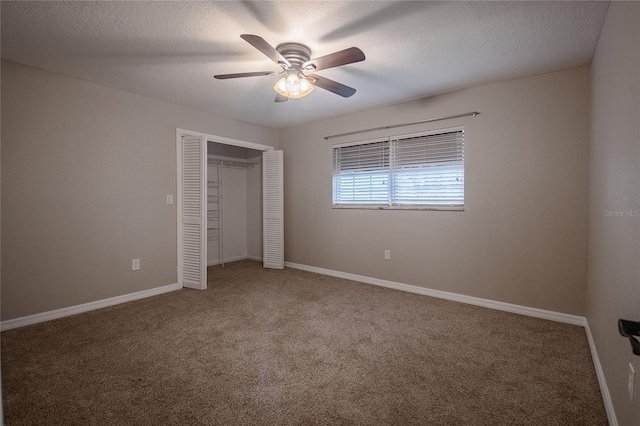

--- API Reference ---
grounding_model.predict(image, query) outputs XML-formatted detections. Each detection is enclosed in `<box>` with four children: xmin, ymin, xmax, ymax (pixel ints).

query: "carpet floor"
<box><xmin>2</xmin><ymin>260</ymin><xmax>607</xmax><ymax>425</ymax></box>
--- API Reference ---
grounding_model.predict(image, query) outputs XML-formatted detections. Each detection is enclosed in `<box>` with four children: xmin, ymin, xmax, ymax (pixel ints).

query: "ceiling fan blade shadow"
<box><xmin>71</xmin><ymin>38</ymin><xmax>245</xmax><ymax>61</ymax></box>
<box><xmin>241</xmin><ymin>34</ymin><xmax>290</xmax><ymax>67</ymax></box>
<box><xmin>86</xmin><ymin>54</ymin><xmax>247</xmax><ymax>69</ymax></box>
<box><xmin>303</xmin><ymin>47</ymin><xmax>365</xmax><ymax>72</ymax></box>
<box><xmin>275</xmin><ymin>93</ymin><xmax>288</xmax><ymax>103</ymax></box>
<box><xmin>338</xmin><ymin>66</ymin><xmax>393</xmax><ymax>86</ymax></box>
<box><xmin>214</xmin><ymin>71</ymin><xmax>275</xmax><ymax>79</ymax></box>
<box><xmin>307</xmin><ymin>74</ymin><xmax>356</xmax><ymax>98</ymax></box>
<box><xmin>69</xmin><ymin>40</ymin><xmax>248</xmax><ymax>67</ymax></box>
<box><xmin>239</xmin><ymin>1</ymin><xmax>281</xmax><ymax>32</ymax></box>
<box><xmin>320</xmin><ymin>2</ymin><xmax>435</xmax><ymax>42</ymax></box>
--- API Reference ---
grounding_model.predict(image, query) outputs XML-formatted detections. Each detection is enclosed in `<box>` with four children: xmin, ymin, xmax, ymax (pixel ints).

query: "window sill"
<box><xmin>332</xmin><ymin>205</ymin><xmax>465</xmax><ymax>212</ymax></box>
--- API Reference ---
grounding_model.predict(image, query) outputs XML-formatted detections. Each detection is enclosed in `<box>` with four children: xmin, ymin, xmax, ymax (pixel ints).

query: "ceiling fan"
<box><xmin>214</xmin><ymin>34</ymin><xmax>365</xmax><ymax>102</ymax></box>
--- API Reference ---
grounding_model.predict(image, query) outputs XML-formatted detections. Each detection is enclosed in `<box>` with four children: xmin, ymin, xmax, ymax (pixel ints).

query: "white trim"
<box><xmin>176</xmin><ymin>128</ymin><xmax>274</xmax><ymax>152</ymax></box>
<box><xmin>284</xmin><ymin>262</ymin><xmax>586</xmax><ymax>326</ymax></box>
<box><xmin>585</xmin><ymin>321</ymin><xmax>618</xmax><ymax>426</ymax></box>
<box><xmin>246</xmin><ymin>255</ymin><xmax>263</xmax><ymax>262</ymax></box>
<box><xmin>0</xmin><ymin>283</ymin><xmax>181</xmax><ymax>331</ymax></box>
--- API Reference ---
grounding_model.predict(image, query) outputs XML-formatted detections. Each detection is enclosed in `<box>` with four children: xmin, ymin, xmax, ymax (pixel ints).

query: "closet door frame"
<box><xmin>176</xmin><ymin>128</ymin><xmax>275</xmax><ymax>289</ymax></box>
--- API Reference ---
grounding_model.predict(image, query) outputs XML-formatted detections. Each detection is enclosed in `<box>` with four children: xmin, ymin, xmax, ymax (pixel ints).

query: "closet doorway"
<box><xmin>176</xmin><ymin>129</ymin><xmax>283</xmax><ymax>290</ymax></box>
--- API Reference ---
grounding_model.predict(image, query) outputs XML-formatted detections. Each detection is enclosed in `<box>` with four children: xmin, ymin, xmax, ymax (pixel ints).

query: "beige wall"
<box><xmin>280</xmin><ymin>66</ymin><xmax>591</xmax><ymax>315</ymax></box>
<box><xmin>1</xmin><ymin>60</ymin><xmax>278</xmax><ymax>320</ymax></box>
<box><xmin>587</xmin><ymin>2</ymin><xmax>640</xmax><ymax>425</ymax></box>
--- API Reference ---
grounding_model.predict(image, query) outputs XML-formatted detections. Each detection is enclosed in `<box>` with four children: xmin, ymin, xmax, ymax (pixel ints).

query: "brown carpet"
<box><xmin>2</xmin><ymin>260</ymin><xmax>607</xmax><ymax>425</ymax></box>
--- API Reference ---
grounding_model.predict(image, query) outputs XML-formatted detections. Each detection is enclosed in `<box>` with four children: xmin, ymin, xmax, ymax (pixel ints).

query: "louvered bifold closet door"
<box><xmin>180</xmin><ymin>135</ymin><xmax>207</xmax><ymax>289</ymax></box>
<box><xmin>263</xmin><ymin>150</ymin><xmax>284</xmax><ymax>269</ymax></box>
<box><xmin>392</xmin><ymin>129</ymin><xmax>464</xmax><ymax>206</ymax></box>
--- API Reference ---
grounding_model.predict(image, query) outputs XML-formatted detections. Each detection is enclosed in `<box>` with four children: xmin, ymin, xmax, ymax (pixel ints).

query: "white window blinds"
<box><xmin>333</xmin><ymin>139</ymin><xmax>390</xmax><ymax>205</ymax></box>
<box><xmin>333</xmin><ymin>128</ymin><xmax>464</xmax><ymax>209</ymax></box>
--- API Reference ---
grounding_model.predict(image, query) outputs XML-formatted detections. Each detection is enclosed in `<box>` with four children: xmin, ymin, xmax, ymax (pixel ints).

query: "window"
<box><xmin>332</xmin><ymin>128</ymin><xmax>464</xmax><ymax>210</ymax></box>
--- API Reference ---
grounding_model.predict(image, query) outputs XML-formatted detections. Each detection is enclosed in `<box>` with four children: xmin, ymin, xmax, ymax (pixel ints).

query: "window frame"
<box><xmin>332</xmin><ymin>126</ymin><xmax>465</xmax><ymax>211</ymax></box>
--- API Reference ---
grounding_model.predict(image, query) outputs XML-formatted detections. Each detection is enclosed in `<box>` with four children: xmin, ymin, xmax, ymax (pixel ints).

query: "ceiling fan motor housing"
<box><xmin>276</xmin><ymin>43</ymin><xmax>312</xmax><ymax>70</ymax></box>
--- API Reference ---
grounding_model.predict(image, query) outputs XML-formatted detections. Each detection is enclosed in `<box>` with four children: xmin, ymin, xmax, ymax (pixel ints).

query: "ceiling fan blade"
<box><xmin>275</xmin><ymin>93</ymin><xmax>288</xmax><ymax>103</ymax></box>
<box><xmin>303</xmin><ymin>47</ymin><xmax>365</xmax><ymax>72</ymax></box>
<box><xmin>240</xmin><ymin>34</ymin><xmax>291</xmax><ymax>68</ymax></box>
<box><xmin>214</xmin><ymin>71</ymin><xmax>275</xmax><ymax>79</ymax></box>
<box><xmin>307</xmin><ymin>75</ymin><xmax>356</xmax><ymax>98</ymax></box>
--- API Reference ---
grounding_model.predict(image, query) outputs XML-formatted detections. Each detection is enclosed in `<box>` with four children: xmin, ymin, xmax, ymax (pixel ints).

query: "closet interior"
<box><xmin>207</xmin><ymin>142</ymin><xmax>263</xmax><ymax>268</ymax></box>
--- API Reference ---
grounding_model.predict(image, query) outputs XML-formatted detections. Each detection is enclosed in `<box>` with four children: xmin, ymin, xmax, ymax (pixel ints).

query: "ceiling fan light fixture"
<box><xmin>273</xmin><ymin>73</ymin><xmax>313</xmax><ymax>99</ymax></box>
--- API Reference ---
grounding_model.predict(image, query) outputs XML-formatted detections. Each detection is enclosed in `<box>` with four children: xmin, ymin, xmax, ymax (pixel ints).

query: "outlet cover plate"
<box><xmin>132</xmin><ymin>259</ymin><xmax>140</xmax><ymax>271</ymax></box>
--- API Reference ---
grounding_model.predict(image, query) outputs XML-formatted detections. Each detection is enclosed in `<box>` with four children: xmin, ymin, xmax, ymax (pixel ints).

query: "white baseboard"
<box><xmin>208</xmin><ymin>255</ymin><xmax>263</xmax><ymax>266</ymax></box>
<box><xmin>4</xmin><ymin>255</ymin><xmax>264</xmax><ymax>331</ymax></box>
<box><xmin>207</xmin><ymin>255</ymin><xmax>249</xmax><ymax>266</ymax></box>
<box><xmin>284</xmin><ymin>262</ymin><xmax>586</xmax><ymax>327</ymax></box>
<box><xmin>1</xmin><ymin>283</ymin><xmax>181</xmax><ymax>332</ymax></box>
<box><xmin>585</xmin><ymin>321</ymin><xmax>618</xmax><ymax>426</ymax></box>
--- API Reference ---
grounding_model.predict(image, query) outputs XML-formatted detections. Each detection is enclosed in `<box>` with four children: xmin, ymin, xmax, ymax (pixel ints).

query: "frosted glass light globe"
<box><xmin>273</xmin><ymin>73</ymin><xmax>314</xmax><ymax>99</ymax></box>
<box><xmin>285</xmin><ymin>74</ymin><xmax>301</xmax><ymax>96</ymax></box>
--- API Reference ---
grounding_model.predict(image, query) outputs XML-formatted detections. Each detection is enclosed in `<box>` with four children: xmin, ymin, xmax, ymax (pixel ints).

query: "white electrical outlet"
<box><xmin>384</xmin><ymin>250</ymin><xmax>391</xmax><ymax>260</ymax></box>
<box><xmin>166</xmin><ymin>194</ymin><xmax>174</xmax><ymax>205</ymax></box>
<box><xmin>629</xmin><ymin>363</ymin><xmax>635</xmax><ymax>401</ymax></box>
<box><xmin>132</xmin><ymin>259</ymin><xmax>140</xmax><ymax>271</ymax></box>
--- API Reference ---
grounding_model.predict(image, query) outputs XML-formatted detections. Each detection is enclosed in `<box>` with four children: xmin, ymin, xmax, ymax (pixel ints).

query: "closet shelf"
<box><xmin>208</xmin><ymin>159</ymin><xmax>257</xmax><ymax>169</ymax></box>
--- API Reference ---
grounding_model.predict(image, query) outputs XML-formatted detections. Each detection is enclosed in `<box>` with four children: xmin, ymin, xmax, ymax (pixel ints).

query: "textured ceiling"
<box><xmin>1</xmin><ymin>1</ymin><xmax>609</xmax><ymax>129</ymax></box>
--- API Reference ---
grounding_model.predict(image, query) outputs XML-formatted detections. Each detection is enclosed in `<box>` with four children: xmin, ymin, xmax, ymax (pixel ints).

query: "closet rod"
<box><xmin>323</xmin><ymin>111</ymin><xmax>480</xmax><ymax>140</ymax></box>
